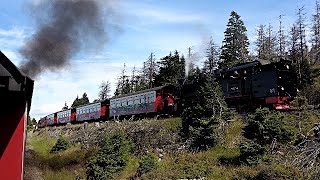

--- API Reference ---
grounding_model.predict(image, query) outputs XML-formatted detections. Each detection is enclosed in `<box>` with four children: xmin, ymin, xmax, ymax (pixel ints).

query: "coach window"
<box><xmin>148</xmin><ymin>94</ymin><xmax>152</xmax><ymax>103</ymax></box>
<box><xmin>140</xmin><ymin>95</ymin><xmax>145</xmax><ymax>104</ymax></box>
<box><xmin>128</xmin><ymin>97</ymin><xmax>133</xmax><ymax>106</ymax></box>
<box><xmin>134</xmin><ymin>96</ymin><xmax>138</xmax><ymax>104</ymax></box>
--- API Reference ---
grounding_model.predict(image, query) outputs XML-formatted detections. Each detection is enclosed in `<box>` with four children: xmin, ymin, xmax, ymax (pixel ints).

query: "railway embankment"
<box><xmin>24</xmin><ymin>111</ymin><xmax>320</xmax><ymax>179</ymax></box>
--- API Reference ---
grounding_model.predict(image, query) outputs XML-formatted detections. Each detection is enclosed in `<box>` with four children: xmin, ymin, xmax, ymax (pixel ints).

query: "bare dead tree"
<box><xmin>292</xmin><ymin>124</ymin><xmax>320</xmax><ymax>171</ymax></box>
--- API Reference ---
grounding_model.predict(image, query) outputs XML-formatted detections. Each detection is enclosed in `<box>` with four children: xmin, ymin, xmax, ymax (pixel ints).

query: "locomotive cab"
<box><xmin>0</xmin><ymin>51</ymin><xmax>34</xmax><ymax>179</ymax></box>
<box><xmin>219</xmin><ymin>59</ymin><xmax>297</xmax><ymax>111</ymax></box>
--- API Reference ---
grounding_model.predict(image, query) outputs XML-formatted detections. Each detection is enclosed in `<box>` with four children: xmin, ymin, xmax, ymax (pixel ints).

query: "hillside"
<box><xmin>24</xmin><ymin>111</ymin><xmax>320</xmax><ymax>180</ymax></box>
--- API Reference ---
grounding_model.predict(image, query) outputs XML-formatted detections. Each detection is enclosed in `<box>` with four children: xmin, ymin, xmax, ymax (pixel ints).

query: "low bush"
<box><xmin>253</xmin><ymin>165</ymin><xmax>302</xmax><ymax>180</ymax></box>
<box><xmin>137</xmin><ymin>153</ymin><xmax>158</xmax><ymax>176</ymax></box>
<box><xmin>50</xmin><ymin>137</ymin><xmax>70</xmax><ymax>153</ymax></box>
<box><xmin>239</xmin><ymin>142</ymin><xmax>266</xmax><ymax>166</ymax></box>
<box><xmin>243</xmin><ymin>108</ymin><xmax>294</xmax><ymax>145</ymax></box>
<box><xmin>86</xmin><ymin>130</ymin><xmax>133</xmax><ymax>180</ymax></box>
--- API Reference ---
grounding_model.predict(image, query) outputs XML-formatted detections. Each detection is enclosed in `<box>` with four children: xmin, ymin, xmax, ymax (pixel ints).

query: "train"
<box><xmin>38</xmin><ymin>85</ymin><xmax>177</xmax><ymax>127</ymax></box>
<box><xmin>216</xmin><ymin>59</ymin><xmax>297</xmax><ymax>111</ymax></box>
<box><xmin>38</xmin><ymin>59</ymin><xmax>297</xmax><ymax>127</ymax></box>
<box><xmin>0</xmin><ymin>51</ymin><xmax>34</xmax><ymax>178</ymax></box>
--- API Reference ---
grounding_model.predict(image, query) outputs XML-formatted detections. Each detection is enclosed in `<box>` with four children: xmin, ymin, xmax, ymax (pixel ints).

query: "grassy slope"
<box><xmin>24</xmin><ymin>112</ymin><xmax>318</xmax><ymax>179</ymax></box>
<box><xmin>24</xmin><ymin>132</ymin><xmax>88</xmax><ymax>180</ymax></box>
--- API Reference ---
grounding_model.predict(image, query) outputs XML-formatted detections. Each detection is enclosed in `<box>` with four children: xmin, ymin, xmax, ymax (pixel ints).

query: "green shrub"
<box><xmin>86</xmin><ymin>130</ymin><xmax>132</xmax><ymax>180</ymax></box>
<box><xmin>181</xmin><ymin>104</ymin><xmax>224</xmax><ymax>151</ymax></box>
<box><xmin>239</xmin><ymin>142</ymin><xmax>265</xmax><ymax>166</ymax></box>
<box><xmin>254</xmin><ymin>165</ymin><xmax>302</xmax><ymax>180</ymax></box>
<box><xmin>290</xmin><ymin>95</ymin><xmax>309</xmax><ymax>109</ymax></box>
<box><xmin>180</xmin><ymin>75</ymin><xmax>230</xmax><ymax>151</ymax></box>
<box><xmin>137</xmin><ymin>153</ymin><xmax>158</xmax><ymax>176</ymax></box>
<box><xmin>243</xmin><ymin>108</ymin><xmax>294</xmax><ymax>145</ymax></box>
<box><xmin>50</xmin><ymin>137</ymin><xmax>70</xmax><ymax>153</ymax></box>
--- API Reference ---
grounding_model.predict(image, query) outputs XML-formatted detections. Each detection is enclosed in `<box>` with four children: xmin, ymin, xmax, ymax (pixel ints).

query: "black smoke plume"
<box><xmin>20</xmin><ymin>0</ymin><xmax>113</xmax><ymax>78</ymax></box>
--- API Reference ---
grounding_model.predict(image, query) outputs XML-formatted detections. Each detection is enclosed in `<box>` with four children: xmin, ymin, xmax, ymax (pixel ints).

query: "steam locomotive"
<box><xmin>38</xmin><ymin>59</ymin><xmax>297</xmax><ymax>127</ymax></box>
<box><xmin>217</xmin><ymin>59</ymin><xmax>297</xmax><ymax>111</ymax></box>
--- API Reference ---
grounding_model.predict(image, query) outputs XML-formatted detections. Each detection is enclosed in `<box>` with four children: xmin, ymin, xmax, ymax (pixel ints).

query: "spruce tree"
<box><xmin>138</xmin><ymin>53</ymin><xmax>157</xmax><ymax>90</ymax></box>
<box><xmin>289</xmin><ymin>7</ymin><xmax>312</xmax><ymax>89</ymax></box>
<box><xmin>155</xmin><ymin>50</ymin><xmax>185</xmax><ymax>86</ymax></box>
<box><xmin>255</xmin><ymin>24</ymin><xmax>277</xmax><ymax>61</ymax></box>
<box><xmin>220</xmin><ymin>11</ymin><xmax>249</xmax><ymax>68</ymax></box>
<box><xmin>99</xmin><ymin>81</ymin><xmax>111</xmax><ymax>101</ymax></box>
<box><xmin>277</xmin><ymin>15</ymin><xmax>287</xmax><ymax>59</ymax></box>
<box><xmin>81</xmin><ymin>93</ymin><xmax>90</xmax><ymax>104</ymax></box>
<box><xmin>181</xmin><ymin>73</ymin><xmax>229</xmax><ymax>150</ymax></box>
<box><xmin>255</xmin><ymin>24</ymin><xmax>266</xmax><ymax>60</ymax></box>
<box><xmin>114</xmin><ymin>63</ymin><xmax>131</xmax><ymax>95</ymax></box>
<box><xmin>310</xmin><ymin>0</ymin><xmax>320</xmax><ymax>65</ymax></box>
<box><xmin>62</xmin><ymin>101</ymin><xmax>68</xmax><ymax>110</ymax></box>
<box><xmin>203</xmin><ymin>36</ymin><xmax>220</xmax><ymax>76</ymax></box>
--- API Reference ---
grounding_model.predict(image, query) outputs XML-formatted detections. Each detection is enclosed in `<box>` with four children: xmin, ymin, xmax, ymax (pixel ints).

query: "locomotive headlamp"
<box><xmin>286</xmin><ymin>65</ymin><xmax>289</xmax><ymax>69</ymax></box>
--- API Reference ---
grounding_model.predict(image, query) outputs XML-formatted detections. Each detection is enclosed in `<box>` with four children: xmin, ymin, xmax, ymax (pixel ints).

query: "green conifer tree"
<box><xmin>220</xmin><ymin>11</ymin><xmax>249</xmax><ymax>68</ymax></box>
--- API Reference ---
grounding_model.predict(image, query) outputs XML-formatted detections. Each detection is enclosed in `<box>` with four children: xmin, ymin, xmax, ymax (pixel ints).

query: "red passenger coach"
<box><xmin>0</xmin><ymin>51</ymin><xmax>34</xmax><ymax>179</ymax></box>
<box><xmin>109</xmin><ymin>85</ymin><xmax>176</xmax><ymax>118</ymax></box>
<box><xmin>76</xmin><ymin>102</ymin><xmax>102</xmax><ymax>122</ymax></box>
<box><xmin>57</xmin><ymin>109</ymin><xmax>72</xmax><ymax>124</ymax></box>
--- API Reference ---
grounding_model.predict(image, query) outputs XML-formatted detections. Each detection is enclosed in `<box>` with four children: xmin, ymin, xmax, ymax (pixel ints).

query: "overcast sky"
<box><xmin>0</xmin><ymin>0</ymin><xmax>316</xmax><ymax>119</ymax></box>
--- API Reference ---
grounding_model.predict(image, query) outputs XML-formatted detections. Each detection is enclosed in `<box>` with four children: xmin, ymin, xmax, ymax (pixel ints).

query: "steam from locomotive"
<box><xmin>19</xmin><ymin>0</ymin><xmax>114</xmax><ymax>78</ymax></box>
